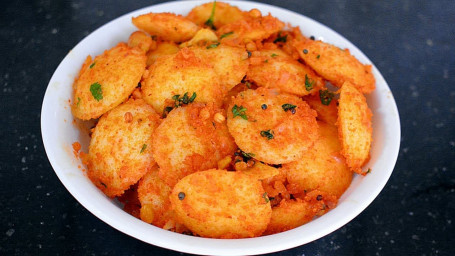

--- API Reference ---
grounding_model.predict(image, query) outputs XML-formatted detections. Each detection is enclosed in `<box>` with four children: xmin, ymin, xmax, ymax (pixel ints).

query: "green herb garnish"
<box><xmin>319</xmin><ymin>89</ymin><xmax>335</xmax><ymax>106</ymax></box>
<box><xmin>173</xmin><ymin>92</ymin><xmax>197</xmax><ymax>107</ymax></box>
<box><xmin>262</xmin><ymin>192</ymin><xmax>270</xmax><ymax>203</ymax></box>
<box><xmin>89</xmin><ymin>62</ymin><xmax>96</xmax><ymax>69</ymax></box>
<box><xmin>232</xmin><ymin>104</ymin><xmax>247</xmax><ymax>120</ymax></box>
<box><xmin>260</xmin><ymin>130</ymin><xmax>274</xmax><ymax>140</ymax></box>
<box><xmin>204</xmin><ymin>1</ymin><xmax>217</xmax><ymax>30</ymax></box>
<box><xmin>162</xmin><ymin>106</ymin><xmax>174</xmax><ymax>118</ymax></box>
<box><xmin>273</xmin><ymin>32</ymin><xmax>287</xmax><ymax>43</ymax></box>
<box><xmin>220</xmin><ymin>31</ymin><xmax>233</xmax><ymax>39</ymax></box>
<box><xmin>282</xmin><ymin>103</ymin><xmax>296</xmax><ymax>112</ymax></box>
<box><xmin>241</xmin><ymin>151</ymin><xmax>255</xmax><ymax>159</ymax></box>
<box><xmin>90</xmin><ymin>82</ymin><xmax>103</xmax><ymax>101</ymax></box>
<box><xmin>305</xmin><ymin>74</ymin><xmax>314</xmax><ymax>91</ymax></box>
<box><xmin>271</xmin><ymin>53</ymin><xmax>278</xmax><ymax>57</ymax></box>
<box><xmin>206</xmin><ymin>42</ymin><xmax>220</xmax><ymax>49</ymax></box>
<box><xmin>76</xmin><ymin>97</ymin><xmax>81</xmax><ymax>107</ymax></box>
<box><xmin>264</xmin><ymin>59</ymin><xmax>269</xmax><ymax>63</ymax></box>
<box><xmin>140</xmin><ymin>144</ymin><xmax>147</xmax><ymax>153</ymax></box>
<box><xmin>317</xmin><ymin>54</ymin><xmax>320</xmax><ymax>59</ymax></box>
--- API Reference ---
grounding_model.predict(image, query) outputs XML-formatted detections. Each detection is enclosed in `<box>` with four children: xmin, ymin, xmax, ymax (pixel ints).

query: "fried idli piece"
<box><xmin>303</xmin><ymin>91</ymin><xmax>338</xmax><ymax>126</ymax></box>
<box><xmin>186</xmin><ymin>2</ymin><xmax>247</xmax><ymax>28</ymax></box>
<box><xmin>294</xmin><ymin>39</ymin><xmax>375</xmax><ymax>94</ymax></box>
<box><xmin>142</xmin><ymin>48</ymin><xmax>225</xmax><ymax>115</ymax></box>
<box><xmin>137</xmin><ymin>166</ymin><xmax>174</xmax><ymax>228</ymax></box>
<box><xmin>132</xmin><ymin>12</ymin><xmax>198</xmax><ymax>42</ymax></box>
<box><xmin>87</xmin><ymin>99</ymin><xmax>161</xmax><ymax>197</ymax></box>
<box><xmin>338</xmin><ymin>82</ymin><xmax>373</xmax><ymax>174</ymax></box>
<box><xmin>152</xmin><ymin>103</ymin><xmax>236</xmax><ymax>187</ymax></box>
<box><xmin>284</xmin><ymin>121</ymin><xmax>353</xmax><ymax>198</ymax></box>
<box><xmin>146</xmin><ymin>41</ymin><xmax>179</xmax><ymax>66</ymax></box>
<box><xmin>72</xmin><ymin>43</ymin><xmax>146</xmax><ymax>120</ymax></box>
<box><xmin>192</xmin><ymin>44</ymin><xmax>249</xmax><ymax>91</ymax></box>
<box><xmin>263</xmin><ymin>198</ymin><xmax>324</xmax><ymax>235</ymax></box>
<box><xmin>170</xmin><ymin>169</ymin><xmax>272</xmax><ymax>238</ymax></box>
<box><xmin>227</xmin><ymin>88</ymin><xmax>318</xmax><ymax>164</ymax></box>
<box><xmin>246</xmin><ymin>49</ymin><xmax>324</xmax><ymax>96</ymax></box>
<box><xmin>179</xmin><ymin>28</ymin><xmax>218</xmax><ymax>48</ymax></box>
<box><xmin>217</xmin><ymin>14</ymin><xmax>284</xmax><ymax>43</ymax></box>
<box><xmin>128</xmin><ymin>31</ymin><xmax>155</xmax><ymax>53</ymax></box>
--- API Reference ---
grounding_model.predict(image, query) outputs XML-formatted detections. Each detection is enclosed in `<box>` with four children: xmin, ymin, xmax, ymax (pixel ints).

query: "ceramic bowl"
<box><xmin>41</xmin><ymin>1</ymin><xmax>401</xmax><ymax>255</ymax></box>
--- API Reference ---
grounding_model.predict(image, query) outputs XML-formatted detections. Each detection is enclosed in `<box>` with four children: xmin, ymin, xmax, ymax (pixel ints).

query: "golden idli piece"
<box><xmin>132</xmin><ymin>12</ymin><xmax>198</xmax><ymax>42</ymax></box>
<box><xmin>337</xmin><ymin>81</ymin><xmax>373</xmax><ymax>174</ymax></box>
<box><xmin>284</xmin><ymin>122</ymin><xmax>353</xmax><ymax>198</ymax></box>
<box><xmin>227</xmin><ymin>88</ymin><xmax>318</xmax><ymax>164</ymax></box>
<box><xmin>72</xmin><ymin>43</ymin><xmax>146</xmax><ymax>120</ymax></box>
<box><xmin>128</xmin><ymin>31</ymin><xmax>154</xmax><ymax>53</ymax></box>
<box><xmin>294</xmin><ymin>39</ymin><xmax>375</xmax><ymax>94</ymax></box>
<box><xmin>146</xmin><ymin>41</ymin><xmax>179</xmax><ymax>66</ymax></box>
<box><xmin>142</xmin><ymin>47</ymin><xmax>225</xmax><ymax>115</ymax></box>
<box><xmin>262</xmin><ymin>198</ymin><xmax>322</xmax><ymax>235</ymax></box>
<box><xmin>170</xmin><ymin>169</ymin><xmax>272</xmax><ymax>238</ymax></box>
<box><xmin>137</xmin><ymin>166</ymin><xmax>174</xmax><ymax>228</ymax></box>
<box><xmin>87</xmin><ymin>99</ymin><xmax>161</xmax><ymax>197</ymax></box>
<box><xmin>246</xmin><ymin>49</ymin><xmax>324</xmax><ymax>96</ymax></box>
<box><xmin>186</xmin><ymin>2</ymin><xmax>247</xmax><ymax>28</ymax></box>
<box><xmin>152</xmin><ymin>103</ymin><xmax>236</xmax><ymax>187</ymax></box>
<box><xmin>217</xmin><ymin>14</ymin><xmax>284</xmax><ymax>43</ymax></box>
<box><xmin>303</xmin><ymin>90</ymin><xmax>338</xmax><ymax>126</ymax></box>
<box><xmin>192</xmin><ymin>44</ymin><xmax>249</xmax><ymax>91</ymax></box>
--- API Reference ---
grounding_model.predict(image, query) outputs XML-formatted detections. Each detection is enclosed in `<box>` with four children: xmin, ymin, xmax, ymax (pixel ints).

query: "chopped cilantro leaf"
<box><xmin>232</xmin><ymin>104</ymin><xmax>247</xmax><ymax>120</ymax></box>
<box><xmin>90</xmin><ymin>82</ymin><xmax>103</xmax><ymax>101</ymax></box>
<box><xmin>241</xmin><ymin>151</ymin><xmax>255</xmax><ymax>159</ymax></box>
<box><xmin>319</xmin><ymin>89</ymin><xmax>335</xmax><ymax>105</ymax></box>
<box><xmin>140</xmin><ymin>144</ymin><xmax>147</xmax><ymax>153</ymax></box>
<box><xmin>173</xmin><ymin>92</ymin><xmax>197</xmax><ymax>107</ymax></box>
<box><xmin>305</xmin><ymin>74</ymin><xmax>314</xmax><ymax>91</ymax></box>
<box><xmin>220</xmin><ymin>31</ymin><xmax>233</xmax><ymax>39</ymax></box>
<box><xmin>206</xmin><ymin>42</ymin><xmax>220</xmax><ymax>49</ymax></box>
<box><xmin>89</xmin><ymin>62</ymin><xmax>96</xmax><ymax>69</ymax></box>
<box><xmin>260</xmin><ymin>129</ymin><xmax>274</xmax><ymax>140</ymax></box>
<box><xmin>282</xmin><ymin>103</ymin><xmax>296</xmax><ymax>112</ymax></box>
<box><xmin>204</xmin><ymin>1</ymin><xmax>217</xmax><ymax>30</ymax></box>
<box><xmin>273</xmin><ymin>32</ymin><xmax>287</xmax><ymax>43</ymax></box>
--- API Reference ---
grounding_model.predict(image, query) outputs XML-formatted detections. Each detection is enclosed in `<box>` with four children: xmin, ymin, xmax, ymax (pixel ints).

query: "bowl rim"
<box><xmin>41</xmin><ymin>1</ymin><xmax>401</xmax><ymax>255</ymax></box>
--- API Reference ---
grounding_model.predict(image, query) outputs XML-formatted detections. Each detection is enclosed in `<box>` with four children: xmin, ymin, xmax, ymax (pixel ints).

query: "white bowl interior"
<box><xmin>41</xmin><ymin>1</ymin><xmax>401</xmax><ymax>255</ymax></box>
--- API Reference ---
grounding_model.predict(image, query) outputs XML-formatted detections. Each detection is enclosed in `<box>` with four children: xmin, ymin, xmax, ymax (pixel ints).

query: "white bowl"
<box><xmin>41</xmin><ymin>1</ymin><xmax>401</xmax><ymax>255</ymax></box>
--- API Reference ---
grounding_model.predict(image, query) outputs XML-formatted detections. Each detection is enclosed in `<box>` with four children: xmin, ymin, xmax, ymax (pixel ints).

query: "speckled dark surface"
<box><xmin>1</xmin><ymin>0</ymin><xmax>454</xmax><ymax>255</ymax></box>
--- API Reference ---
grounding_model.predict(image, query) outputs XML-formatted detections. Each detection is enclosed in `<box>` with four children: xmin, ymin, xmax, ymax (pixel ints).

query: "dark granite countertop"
<box><xmin>1</xmin><ymin>0</ymin><xmax>454</xmax><ymax>255</ymax></box>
